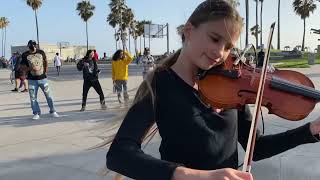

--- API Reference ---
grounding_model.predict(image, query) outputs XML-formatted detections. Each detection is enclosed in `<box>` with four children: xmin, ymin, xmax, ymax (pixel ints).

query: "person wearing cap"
<box><xmin>20</xmin><ymin>40</ymin><xmax>59</xmax><ymax>120</ymax></box>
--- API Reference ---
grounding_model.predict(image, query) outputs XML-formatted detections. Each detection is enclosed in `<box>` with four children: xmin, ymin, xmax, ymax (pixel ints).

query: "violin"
<box><xmin>197</xmin><ymin>51</ymin><xmax>320</xmax><ymax>121</ymax></box>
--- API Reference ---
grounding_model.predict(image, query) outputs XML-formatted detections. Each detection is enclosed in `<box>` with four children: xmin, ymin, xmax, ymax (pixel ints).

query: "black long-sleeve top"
<box><xmin>77</xmin><ymin>58</ymin><xmax>99</xmax><ymax>81</ymax></box>
<box><xmin>106</xmin><ymin>68</ymin><xmax>319</xmax><ymax>180</ymax></box>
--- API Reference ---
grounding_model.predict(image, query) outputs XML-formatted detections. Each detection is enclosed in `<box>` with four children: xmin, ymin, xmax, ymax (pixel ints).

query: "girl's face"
<box><xmin>183</xmin><ymin>19</ymin><xmax>240</xmax><ymax>70</ymax></box>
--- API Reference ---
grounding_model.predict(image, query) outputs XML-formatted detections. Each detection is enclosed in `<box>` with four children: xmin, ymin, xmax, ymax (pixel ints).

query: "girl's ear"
<box><xmin>183</xmin><ymin>22</ymin><xmax>194</xmax><ymax>41</ymax></box>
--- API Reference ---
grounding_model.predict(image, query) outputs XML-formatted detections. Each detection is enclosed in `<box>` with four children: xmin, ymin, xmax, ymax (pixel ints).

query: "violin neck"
<box><xmin>270</xmin><ymin>76</ymin><xmax>320</xmax><ymax>101</ymax></box>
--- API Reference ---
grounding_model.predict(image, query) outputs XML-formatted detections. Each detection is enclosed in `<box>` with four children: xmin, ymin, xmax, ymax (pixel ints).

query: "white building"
<box><xmin>11</xmin><ymin>44</ymin><xmax>95</xmax><ymax>64</ymax></box>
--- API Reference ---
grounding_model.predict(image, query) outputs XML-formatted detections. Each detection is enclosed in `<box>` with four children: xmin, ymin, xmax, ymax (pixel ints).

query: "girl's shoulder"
<box><xmin>153</xmin><ymin>68</ymin><xmax>175</xmax><ymax>83</ymax></box>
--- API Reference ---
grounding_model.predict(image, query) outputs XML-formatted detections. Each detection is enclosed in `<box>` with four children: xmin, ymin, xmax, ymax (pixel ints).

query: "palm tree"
<box><xmin>230</xmin><ymin>0</ymin><xmax>240</xmax><ymax>7</ymax></box>
<box><xmin>277</xmin><ymin>0</ymin><xmax>280</xmax><ymax>50</ymax></box>
<box><xmin>176</xmin><ymin>24</ymin><xmax>184</xmax><ymax>38</ymax></box>
<box><xmin>245</xmin><ymin>0</ymin><xmax>249</xmax><ymax>45</ymax></box>
<box><xmin>135</xmin><ymin>20</ymin><xmax>151</xmax><ymax>52</ymax></box>
<box><xmin>0</xmin><ymin>17</ymin><xmax>9</xmax><ymax>58</ymax></box>
<box><xmin>76</xmin><ymin>0</ymin><xmax>95</xmax><ymax>51</ymax></box>
<box><xmin>26</xmin><ymin>0</ymin><xmax>42</xmax><ymax>48</ymax></box>
<box><xmin>121</xmin><ymin>8</ymin><xmax>134</xmax><ymax>51</ymax></box>
<box><xmin>292</xmin><ymin>0</ymin><xmax>317</xmax><ymax>51</ymax></box>
<box><xmin>259</xmin><ymin>0</ymin><xmax>264</xmax><ymax>48</ymax></box>
<box><xmin>250</xmin><ymin>25</ymin><xmax>261</xmax><ymax>41</ymax></box>
<box><xmin>107</xmin><ymin>0</ymin><xmax>127</xmax><ymax>50</ymax></box>
<box><xmin>0</xmin><ymin>17</ymin><xmax>4</xmax><ymax>57</ymax></box>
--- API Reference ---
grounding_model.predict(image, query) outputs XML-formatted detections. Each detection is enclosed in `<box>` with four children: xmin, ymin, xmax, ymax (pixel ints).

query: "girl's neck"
<box><xmin>171</xmin><ymin>51</ymin><xmax>198</xmax><ymax>89</ymax></box>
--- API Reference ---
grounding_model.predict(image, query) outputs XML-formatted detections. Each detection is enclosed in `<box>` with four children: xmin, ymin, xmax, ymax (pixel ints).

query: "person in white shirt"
<box><xmin>139</xmin><ymin>48</ymin><xmax>155</xmax><ymax>80</ymax></box>
<box><xmin>54</xmin><ymin>53</ymin><xmax>62</xmax><ymax>76</ymax></box>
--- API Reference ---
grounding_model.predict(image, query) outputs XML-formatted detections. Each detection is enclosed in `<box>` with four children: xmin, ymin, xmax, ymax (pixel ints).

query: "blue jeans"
<box><xmin>28</xmin><ymin>79</ymin><xmax>56</xmax><ymax>115</ymax></box>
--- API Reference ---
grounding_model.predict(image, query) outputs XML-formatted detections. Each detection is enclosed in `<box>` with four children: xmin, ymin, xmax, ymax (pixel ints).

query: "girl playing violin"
<box><xmin>106</xmin><ymin>0</ymin><xmax>320</xmax><ymax>179</ymax></box>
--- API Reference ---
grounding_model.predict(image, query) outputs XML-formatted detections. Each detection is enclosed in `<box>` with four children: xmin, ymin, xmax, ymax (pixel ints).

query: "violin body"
<box><xmin>198</xmin><ymin>55</ymin><xmax>320</xmax><ymax>121</ymax></box>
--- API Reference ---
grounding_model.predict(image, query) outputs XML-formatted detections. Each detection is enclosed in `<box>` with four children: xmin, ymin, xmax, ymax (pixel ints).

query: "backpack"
<box><xmin>76</xmin><ymin>59</ymin><xmax>84</xmax><ymax>71</ymax></box>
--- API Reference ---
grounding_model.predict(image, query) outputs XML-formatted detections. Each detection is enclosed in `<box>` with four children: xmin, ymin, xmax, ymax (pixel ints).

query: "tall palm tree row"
<box><xmin>26</xmin><ymin>0</ymin><xmax>42</xmax><ymax>48</ymax></box>
<box><xmin>0</xmin><ymin>17</ymin><xmax>9</xmax><ymax>58</ymax></box>
<box><xmin>292</xmin><ymin>0</ymin><xmax>317</xmax><ymax>51</ymax></box>
<box><xmin>76</xmin><ymin>0</ymin><xmax>95</xmax><ymax>51</ymax></box>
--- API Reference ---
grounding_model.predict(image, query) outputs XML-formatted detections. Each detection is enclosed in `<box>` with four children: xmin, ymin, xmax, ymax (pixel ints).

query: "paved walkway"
<box><xmin>0</xmin><ymin>65</ymin><xmax>320</xmax><ymax>180</ymax></box>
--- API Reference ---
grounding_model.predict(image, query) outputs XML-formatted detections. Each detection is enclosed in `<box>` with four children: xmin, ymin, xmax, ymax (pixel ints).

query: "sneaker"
<box><xmin>80</xmin><ymin>106</ymin><xmax>86</xmax><ymax>112</ymax></box>
<box><xmin>117</xmin><ymin>94</ymin><xmax>122</xmax><ymax>104</ymax></box>
<box><xmin>101</xmin><ymin>103</ymin><xmax>107</xmax><ymax>110</ymax></box>
<box><xmin>21</xmin><ymin>89</ymin><xmax>28</xmax><ymax>93</ymax></box>
<box><xmin>51</xmin><ymin>112</ymin><xmax>60</xmax><ymax>118</ymax></box>
<box><xmin>11</xmin><ymin>88</ymin><xmax>18</xmax><ymax>92</ymax></box>
<box><xmin>32</xmin><ymin>114</ymin><xmax>40</xmax><ymax>120</ymax></box>
<box><xmin>124</xmin><ymin>93</ymin><xmax>129</xmax><ymax>102</ymax></box>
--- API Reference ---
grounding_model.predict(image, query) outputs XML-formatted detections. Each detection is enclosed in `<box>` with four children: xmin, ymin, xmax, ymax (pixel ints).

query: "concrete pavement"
<box><xmin>0</xmin><ymin>64</ymin><xmax>320</xmax><ymax>180</ymax></box>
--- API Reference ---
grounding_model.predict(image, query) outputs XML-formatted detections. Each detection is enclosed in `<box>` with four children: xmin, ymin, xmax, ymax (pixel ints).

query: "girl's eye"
<box><xmin>210</xmin><ymin>36</ymin><xmax>219</xmax><ymax>43</ymax></box>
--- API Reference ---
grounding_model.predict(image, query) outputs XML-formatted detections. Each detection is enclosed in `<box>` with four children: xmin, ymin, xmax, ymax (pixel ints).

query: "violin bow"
<box><xmin>242</xmin><ymin>22</ymin><xmax>276</xmax><ymax>173</ymax></box>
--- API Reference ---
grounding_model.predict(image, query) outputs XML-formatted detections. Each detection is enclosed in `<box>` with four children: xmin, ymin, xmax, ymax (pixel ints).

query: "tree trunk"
<box><xmin>255</xmin><ymin>0</ymin><xmax>258</xmax><ymax>49</ymax></box>
<box><xmin>143</xmin><ymin>35</ymin><xmax>146</xmax><ymax>50</ymax></box>
<box><xmin>260</xmin><ymin>1</ymin><xmax>263</xmax><ymax>48</ymax></box>
<box><xmin>86</xmin><ymin>21</ymin><xmax>89</xmax><ymax>51</ymax></box>
<box><xmin>245</xmin><ymin>0</ymin><xmax>249</xmax><ymax>46</ymax></box>
<box><xmin>115</xmin><ymin>28</ymin><xmax>118</xmax><ymax>50</ymax></box>
<box><xmin>302</xmin><ymin>18</ymin><xmax>305</xmax><ymax>51</ymax></box>
<box><xmin>134</xmin><ymin>38</ymin><xmax>138</xmax><ymax>56</ymax></box>
<box><xmin>35</xmin><ymin>10</ymin><xmax>40</xmax><ymax>49</ymax></box>
<box><xmin>128</xmin><ymin>29</ymin><xmax>131</xmax><ymax>53</ymax></box>
<box><xmin>4</xmin><ymin>27</ymin><xmax>6</xmax><ymax>58</ymax></box>
<box><xmin>140</xmin><ymin>36</ymin><xmax>142</xmax><ymax>54</ymax></box>
<box><xmin>1</xmin><ymin>28</ymin><xmax>3</xmax><ymax>57</ymax></box>
<box><xmin>277</xmin><ymin>0</ymin><xmax>280</xmax><ymax>50</ymax></box>
<box><xmin>121</xmin><ymin>28</ymin><xmax>126</xmax><ymax>51</ymax></box>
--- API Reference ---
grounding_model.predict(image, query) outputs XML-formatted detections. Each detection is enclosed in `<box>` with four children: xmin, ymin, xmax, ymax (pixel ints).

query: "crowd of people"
<box><xmin>8</xmin><ymin>39</ymin><xmax>157</xmax><ymax>119</ymax></box>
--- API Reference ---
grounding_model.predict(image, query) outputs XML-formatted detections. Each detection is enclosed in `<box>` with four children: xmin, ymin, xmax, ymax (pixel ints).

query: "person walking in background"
<box><xmin>257</xmin><ymin>49</ymin><xmax>265</xmax><ymax>68</ymax></box>
<box><xmin>77</xmin><ymin>49</ymin><xmax>106</xmax><ymax>112</ymax></box>
<box><xmin>53</xmin><ymin>53</ymin><xmax>62</xmax><ymax>76</ymax></box>
<box><xmin>111</xmin><ymin>49</ymin><xmax>133</xmax><ymax>104</ymax></box>
<box><xmin>11</xmin><ymin>52</ymin><xmax>28</xmax><ymax>92</ymax></box>
<box><xmin>139</xmin><ymin>47</ymin><xmax>155</xmax><ymax>80</ymax></box>
<box><xmin>93</xmin><ymin>49</ymin><xmax>99</xmax><ymax>61</ymax></box>
<box><xmin>20</xmin><ymin>40</ymin><xmax>59</xmax><ymax>120</ymax></box>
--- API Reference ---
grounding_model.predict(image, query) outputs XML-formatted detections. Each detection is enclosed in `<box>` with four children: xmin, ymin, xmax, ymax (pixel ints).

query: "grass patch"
<box><xmin>272</xmin><ymin>57</ymin><xmax>320</xmax><ymax>68</ymax></box>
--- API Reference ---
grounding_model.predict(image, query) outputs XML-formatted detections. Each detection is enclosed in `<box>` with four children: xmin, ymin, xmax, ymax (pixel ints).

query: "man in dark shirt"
<box><xmin>20</xmin><ymin>40</ymin><xmax>60</xmax><ymax>120</ymax></box>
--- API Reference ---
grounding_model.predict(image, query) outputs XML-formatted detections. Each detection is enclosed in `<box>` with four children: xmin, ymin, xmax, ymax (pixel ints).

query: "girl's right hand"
<box><xmin>172</xmin><ymin>167</ymin><xmax>253</xmax><ymax>180</ymax></box>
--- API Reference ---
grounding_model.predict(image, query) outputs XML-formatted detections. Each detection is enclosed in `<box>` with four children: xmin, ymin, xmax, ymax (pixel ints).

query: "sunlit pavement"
<box><xmin>0</xmin><ymin>64</ymin><xmax>319</xmax><ymax>180</ymax></box>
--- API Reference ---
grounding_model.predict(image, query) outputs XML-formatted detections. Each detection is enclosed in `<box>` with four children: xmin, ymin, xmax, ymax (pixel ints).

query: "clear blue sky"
<box><xmin>1</xmin><ymin>0</ymin><xmax>320</xmax><ymax>59</ymax></box>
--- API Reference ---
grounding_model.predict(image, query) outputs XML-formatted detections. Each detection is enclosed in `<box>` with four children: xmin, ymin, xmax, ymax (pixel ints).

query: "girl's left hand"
<box><xmin>310</xmin><ymin>117</ymin><xmax>320</xmax><ymax>135</ymax></box>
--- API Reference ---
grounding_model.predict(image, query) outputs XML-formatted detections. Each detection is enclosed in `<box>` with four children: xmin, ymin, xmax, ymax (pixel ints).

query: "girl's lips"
<box><xmin>205</xmin><ymin>55</ymin><xmax>220</xmax><ymax>65</ymax></box>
